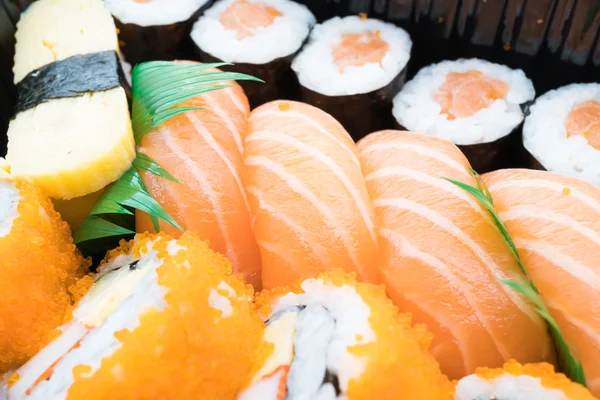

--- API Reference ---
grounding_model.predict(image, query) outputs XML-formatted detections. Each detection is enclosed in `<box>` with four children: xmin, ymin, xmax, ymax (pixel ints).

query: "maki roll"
<box><xmin>238</xmin><ymin>270</ymin><xmax>454</xmax><ymax>399</ymax></box>
<box><xmin>0</xmin><ymin>174</ymin><xmax>89</xmax><ymax>374</ymax></box>
<box><xmin>455</xmin><ymin>360</ymin><xmax>596</xmax><ymax>400</ymax></box>
<box><xmin>392</xmin><ymin>59</ymin><xmax>535</xmax><ymax>173</ymax></box>
<box><xmin>6</xmin><ymin>0</ymin><xmax>135</xmax><ymax>201</ymax></box>
<box><xmin>104</xmin><ymin>0</ymin><xmax>213</xmax><ymax>65</ymax></box>
<box><xmin>190</xmin><ymin>0</ymin><xmax>316</xmax><ymax>107</ymax></box>
<box><xmin>523</xmin><ymin>83</ymin><xmax>600</xmax><ymax>185</ymax></box>
<box><xmin>3</xmin><ymin>232</ymin><xmax>264</xmax><ymax>399</ymax></box>
<box><xmin>292</xmin><ymin>15</ymin><xmax>412</xmax><ymax>140</ymax></box>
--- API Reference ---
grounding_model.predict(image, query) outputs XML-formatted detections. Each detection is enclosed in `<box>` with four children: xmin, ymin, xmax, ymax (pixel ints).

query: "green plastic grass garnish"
<box><xmin>445</xmin><ymin>168</ymin><xmax>586</xmax><ymax>386</ymax></box>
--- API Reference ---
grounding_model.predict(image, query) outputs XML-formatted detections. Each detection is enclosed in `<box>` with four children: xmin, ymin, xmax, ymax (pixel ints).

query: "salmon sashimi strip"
<box><xmin>357</xmin><ymin>130</ymin><xmax>554</xmax><ymax>380</ymax></box>
<box><xmin>244</xmin><ymin>100</ymin><xmax>378</xmax><ymax>289</ymax></box>
<box><xmin>332</xmin><ymin>31</ymin><xmax>389</xmax><ymax>72</ymax></box>
<box><xmin>565</xmin><ymin>99</ymin><xmax>600</xmax><ymax>150</ymax></box>
<box><xmin>136</xmin><ymin>66</ymin><xmax>262</xmax><ymax>289</ymax></box>
<box><xmin>434</xmin><ymin>70</ymin><xmax>509</xmax><ymax>120</ymax></box>
<box><xmin>483</xmin><ymin>168</ymin><xmax>600</xmax><ymax>396</ymax></box>
<box><xmin>220</xmin><ymin>0</ymin><xmax>283</xmax><ymax>40</ymax></box>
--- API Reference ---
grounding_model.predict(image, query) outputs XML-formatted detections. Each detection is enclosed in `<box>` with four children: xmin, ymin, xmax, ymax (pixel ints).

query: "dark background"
<box><xmin>1</xmin><ymin>0</ymin><xmax>599</xmax><ymax>156</ymax></box>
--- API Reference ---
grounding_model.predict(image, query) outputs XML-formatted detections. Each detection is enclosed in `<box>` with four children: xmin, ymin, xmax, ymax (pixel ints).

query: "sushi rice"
<box><xmin>238</xmin><ymin>270</ymin><xmax>454</xmax><ymax>399</ymax></box>
<box><xmin>3</xmin><ymin>232</ymin><xmax>263</xmax><ymax>400</ymax></box>
<box><xmin>392</xmin><ymin>58</ymin><xmax>535</xmax><ymax>145</ymax></box>
<box><xmin>104</xmin><ymin>0</ymin><xmax>211</xmax><ymax>26</ymax></box>
<box><xmin>190</xmin><ymin>0</ymin><xmax>316</xmax><ymax>64</ymax></box>
<box><xmin>455</xmin><ymin>360</ymin><xmax>596</xmax><ymax>400</ymax></box>
<box><xmin>292</xmin><ymin>15</ymin><xmax>412</xmax><ymax>96</ymax></box>
<box><xmin>523</xmin><ymin>83</ymin><xmax>600</xmax><ymax>185</ymax></box>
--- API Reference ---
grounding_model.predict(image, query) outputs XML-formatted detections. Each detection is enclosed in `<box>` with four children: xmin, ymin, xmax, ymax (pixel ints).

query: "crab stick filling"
<box><xmin>565</xmin><ymin>100</ymin><xmax>600</xmax><ymax>150</ymax></box>
<box><xmin>332</xmin><ymin>31</ymin><xmax>388</xmax><ymax>72</ymax></box>
<box><xmin>10</xmin><ymin>252</ymin><xmax>165</xmax><ymax>398</ymax></box>
<box><xmin>434</xmin><ymin>70</ymin><xmax>509</xmax><ymax>120</ymax></box>
<box><xmin>220</xmin><ymin>0</ymin><xmax>283</xmax><ymax>39</ymax></box>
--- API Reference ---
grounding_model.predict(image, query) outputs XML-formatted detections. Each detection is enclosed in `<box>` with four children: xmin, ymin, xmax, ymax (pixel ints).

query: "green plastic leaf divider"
<box><xmin>74</xmin><ymin>61</ymin><xmax>262</xmax><ymax>244</ymax></box>
<box><xmin>445</xmin><ymin>168</ymin><xmax>586</xmax><ymax>386</ymax></box>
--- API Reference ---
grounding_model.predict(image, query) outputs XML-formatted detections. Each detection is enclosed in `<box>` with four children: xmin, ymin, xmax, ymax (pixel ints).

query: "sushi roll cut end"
<box><xmin>191</xmin><ymin>0</ymin><xmax>316</xmax><ymax>65</ymax></box>
<box><xmin>393</xmin><ymin>59</ymin><xmax>535</xmax><ymax>146</ymax></box>
<box><xmin>523</xmin><ymin>83</ymin><xmax>600</xmax><ymax>185</ymax></box>
<box><xmin>455</xmin><ymin>360</ymin><xmax>597</xmax><ymax>400</ymax></box>
<box><xmin>292</xmin><ymin>15</ymin><xmax>412</xmax><ymax>97</ymax></box>
<box><xmin>0</xmin><ymin>176</ymin><xmax>90</xmax><ymax>374</ymax></box>
<box><xmin>239</xmin><ymin>270</ymin><xmax>454</xmax><ymax>400</ymax></box>
<box><xmin>8</xmin><ymin>232</ymin><xmax>264</xmax><ymax>399</ymax></box>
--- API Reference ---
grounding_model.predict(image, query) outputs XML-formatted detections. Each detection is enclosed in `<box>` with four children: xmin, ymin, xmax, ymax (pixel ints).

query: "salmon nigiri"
<box><xmin>483</xmin><ymin>169</ymin><xmax>600</xmax><ymax>396</ymax></box>
<box><xmin>136</xmin><ymin>66</ymin><xmax>261</xmax><ymax>289</ymax></box>
<box><xmin>357</xmin><ymin>130</ymin><xmax>554</xmax><ymax>379</ymax></box>
<box><xmin>244</xmin><ymin>100</ymin><xmax>378</xmax><ymax>289</ymax></box>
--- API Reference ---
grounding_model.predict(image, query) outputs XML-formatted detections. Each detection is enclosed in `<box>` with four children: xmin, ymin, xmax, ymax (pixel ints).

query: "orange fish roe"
<box><xmin>434</xmin><ymin>70</ymin><xmax>510</xmax><ymax>120</ymax></box>
<box><xmin>475</xmin><ymin>360</ymin><xmax>596</xmax><ymax>399</ymax></box>
<box><xmin>332</xmin><ymin>32</ymin><xmax>389</xmax><ymax>72</ymax></box>
<box><xmin>220</xmin><ymin>0</ymin><xmax>283</xmax><ymax>39</ymax></box>
<box><xmin>565</xmin><ymin>100</ymin><xmax>600</xmax><ymax>150</ymax></box>
<box><xmin>255</xmin><ymin>270</ymin><xmax>455</xmax><ymax>400</ymax></box>
<box><xmin>66</xmin><ymin>232</ymin><xmax>264</xmax><ymax>400</ymax></box>
<box><xmin>0</xmin><ymin>178</ymin><xmax>90</xmax><ymax>373</ymax></box>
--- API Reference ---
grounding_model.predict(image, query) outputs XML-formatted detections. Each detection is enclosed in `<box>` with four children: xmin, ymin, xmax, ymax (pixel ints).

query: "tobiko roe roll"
<box><xmin>3</xmin><ymin>232</ymin><xmax>264</xmax><ymax>400</ymax></box>
<box><xmin>6</xmin><ymin>0</ymin><xmax>134</xmax><ymax>202</ymax></box>
<box><xmin>292</xmin><ymin>15</ymin><xmax>412</xmax><ymax>140</ymax></box>
<box><xmin>455</xmin><ymin>360</ymin><xmax>596</xmax><ymax>400</ymax></box>
<box><xmin>392</xmin><ymin>59</ymin><xmax>535</xmax><ymax>173</ymax></box>
<box><xmin>357</xmin><ymin>130</ymin><xmax>555</xmax><ymax>379</ymax></box>
<box><xmin>136</xmin><ymin>64</ymin><xmax>262</xmax><ymax>289</ymax></box>
<box><xmin>191</xmin><ymin>0</ymin><xmax>316</xmax><ymax>107</ymax></box>
<box><xmin>523</xmin><ymin>83</ymin><xmax>600</xmax><ymax>185</ymax></box>
<box><xmin>238</xmin><ymin>271</ymin><xmax>454</xmax><ymax>400</ymax></box>
<box><xmin>484</xmin><ymin>169</ymin><xmax>600</xmax><ymax>396</ymax></box>
<box><xmin>104</xmin><ymin>0</ymin><xmax>213</xmax><ymax>64</ymax></box>
<box><xmin>244</xmin><ymin>100</ymin><xmax>378</xmax><ymax>289</ymax></box>
<box><xmin>0</xmin><ymin>174</ymin><xmax>90</xmax><ymax>374</ymax></box>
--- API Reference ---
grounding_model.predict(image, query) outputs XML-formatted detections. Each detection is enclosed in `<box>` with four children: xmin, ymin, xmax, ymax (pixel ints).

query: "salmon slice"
<box><xmin>357</xmin><ymin>130</ymin><xmax>554</xmax><ymax>380</ymax></box>
<box><xmin>244</xmin><ymin>100</ymin><xmax>378</xmax><ymax>289</ymax></box>
<box><xmin>136</xmin><ymin>68</ymin><xmax>262</xmax><ymax>289</ymax></box>
<box><xmin>332</xmin><ymin>31</ymin><xmax>389</xmax><ymax>72</ymax></box>
<box><xmin>483</xmin><ymin>168</ymin><xmax>600</xmax><ymax>396</ymax></box>
<box><xmin>565</xmin><ymin>99</ymin><xmax>600</xmax><ymax>150</ymax></box>
<box><xmin>220</xmin><ymin>0</ymin><xmax>283</xmax><ymax>40</ymax></box>
<box><xmin>434</xmin><ymin>70</ymin><xmax>509</xmax><ymax>120</ymax></box>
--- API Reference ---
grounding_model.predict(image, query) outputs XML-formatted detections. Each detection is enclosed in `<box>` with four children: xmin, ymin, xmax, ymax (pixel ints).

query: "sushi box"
<box><xmin>1</xmin><ymin>0</ymin><xmax>600</xmax><ymax>154</ymax></box>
